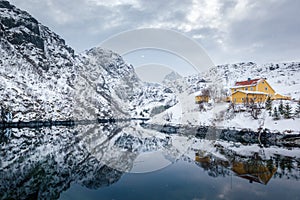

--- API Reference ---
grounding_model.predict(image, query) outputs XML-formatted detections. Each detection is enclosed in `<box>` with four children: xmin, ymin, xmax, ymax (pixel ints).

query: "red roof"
<box><xmin>235</xmin><ymin>78</ymin><xmax>261</xmax><ymax>86</ymax></box>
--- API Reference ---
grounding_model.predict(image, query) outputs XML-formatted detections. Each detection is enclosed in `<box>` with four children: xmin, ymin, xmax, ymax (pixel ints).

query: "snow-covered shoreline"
<box><xmin>149</xmin><ymin>99</ymin><xmax>300</xmax><ymax>134</ymax></box>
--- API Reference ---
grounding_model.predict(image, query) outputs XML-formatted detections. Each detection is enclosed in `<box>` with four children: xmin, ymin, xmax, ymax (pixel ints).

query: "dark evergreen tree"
<box><xmin>0</xmin><ymin>105</ymin><xmax>12</xmax><ymax>123</ymax></box>
<box><xmin>295</xmin><ymin>99</ymin><xmax>300</xmax><ymax>118</ymax></box>
<box><xmin>284</xmin><ymin>103</ymin><xmax>292</xmax><ymax>119</ymax></box>
<box><xmin>265</xmin><ymin>96</ymin><xmax>272</xmax><ymax>116</ymax></box>
<box><xmin>273</xmin><ymin>107</ymin><xmax>280</xmax><ymax>120</ymax></box>
<box><xmin>0</xmin><ymin>106</ymin><xmax>5</xmax><ymax>122</ymax></box>
<box><xmin>278</xmin><ymin>100</ymin><xmax>284</xmax><ymax>115</ymax></box>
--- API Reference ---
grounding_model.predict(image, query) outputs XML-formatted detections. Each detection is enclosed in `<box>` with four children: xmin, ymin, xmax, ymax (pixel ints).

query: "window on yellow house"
<box><xmin>265</xmin><ymin>87</ymin><xmax>268</xmax><ymax>91</ymax></box>
<box><xmin>245</xmin><ymin>87</ymin><xmax>248</xmax><ymax>90</ymax></box>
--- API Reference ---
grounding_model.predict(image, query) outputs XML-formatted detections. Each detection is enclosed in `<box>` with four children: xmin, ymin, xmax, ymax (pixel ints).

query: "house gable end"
<box><xmin>257</xmin><ymin>79</ymin><xmax>275</xmax><ymax>95</ymax></box>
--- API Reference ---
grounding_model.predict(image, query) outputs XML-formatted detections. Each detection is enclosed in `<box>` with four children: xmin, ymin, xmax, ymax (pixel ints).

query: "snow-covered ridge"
<box><xmin>0</xmin><ymin>0</ymin><xmax>176</xmax><ymax>122</ymax></box>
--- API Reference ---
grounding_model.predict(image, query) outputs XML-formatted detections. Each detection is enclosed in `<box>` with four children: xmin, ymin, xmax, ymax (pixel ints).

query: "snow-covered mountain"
<box><xmin>0</xmin><ymin>0</ymin><xmax>176</xmax><ymax>122</ymax></box>
<box><xmin>163</xmin><ymin>71</ymin><xmax>182</xmax><ymax>83</ymax></box>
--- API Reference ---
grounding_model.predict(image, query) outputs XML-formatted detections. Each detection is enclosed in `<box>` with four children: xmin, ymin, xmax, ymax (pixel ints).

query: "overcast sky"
<box><xmin>10</xmin><ymin>0</ymin><xmax>300</xmax><ymax>65</ymax></box>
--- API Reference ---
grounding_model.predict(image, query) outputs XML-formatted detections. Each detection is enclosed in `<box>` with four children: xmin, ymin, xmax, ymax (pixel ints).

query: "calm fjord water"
<box><xmin>0</xmin><ymin>123</ymin><xmax>299</xmax><ymax>200</ymax></box>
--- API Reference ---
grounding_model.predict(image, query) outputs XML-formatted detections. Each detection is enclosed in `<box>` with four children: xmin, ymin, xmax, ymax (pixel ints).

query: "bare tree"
<box><xmin>228</xmin><ymin>102</ymin><xmax>235</xmax><ymax>111</ymax></box>
<box><xmin>201</xmin><ymin>88</ymin><xmax>210</xmax><ymax>99</ymax></box>
<box><xmin>163</xmin><ymin>112</ymin><xmax>173</xmax><ymax>122</ymax></box>
<box><xmin>243</xmin><ymin>96</ymin><xmax>250</xmax><ymax>108</ymax></box>
<box><xmin>199</xmin><ymin>103</ymin><xmax>206</xmax><ymax>112</ymax></box>
<box><xmin>248</xmin><ymin>98</ymin><xmax>262</xmax><ymax>119</ymax></box>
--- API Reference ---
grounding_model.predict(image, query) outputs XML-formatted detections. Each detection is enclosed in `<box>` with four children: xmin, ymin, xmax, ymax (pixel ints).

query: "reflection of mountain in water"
<box><xmin>0</xmin><ymin>123</ymin><xmax>300</xmax><ymax>199</ymax></box>
<box><xmin>0</xmin><ymin>123</ymin><xmax>174</xmax><ymax>199</ymax></box>
<box><xmin>0</xmin><ymin>125</ymin><xmax>124</xmax><ymax>199</ymax></box>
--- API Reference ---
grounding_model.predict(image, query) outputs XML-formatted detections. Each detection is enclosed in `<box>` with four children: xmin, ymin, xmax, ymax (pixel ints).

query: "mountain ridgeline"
<box><xmin>0</xmin><ymin>0</ymin><xmax>176</xmax><ymax>122</ymax></box>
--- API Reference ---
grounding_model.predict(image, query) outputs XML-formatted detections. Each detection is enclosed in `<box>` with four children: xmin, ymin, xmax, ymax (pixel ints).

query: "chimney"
<box><xmin>247</xmin><ymin>78</ymin><xmax>251</xmax><ymax>82</ymax></box>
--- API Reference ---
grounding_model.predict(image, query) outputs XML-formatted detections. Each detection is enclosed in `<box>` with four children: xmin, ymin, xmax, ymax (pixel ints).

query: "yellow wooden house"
<box><xmin>195</xmin><ymin>91</ymin><xmax>210</xmax><ymax>104</ymax></box>
<box><xmin>230</xmin><ymin>78</ymin><xmax>290</xmax><ymax>104</ymax></box>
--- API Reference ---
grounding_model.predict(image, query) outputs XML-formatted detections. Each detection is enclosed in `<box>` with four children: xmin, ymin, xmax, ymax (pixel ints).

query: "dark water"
<box><xmin>0</xmin><ymin>122</ymin><xmax>299</xmax><ymax>200</ymax></box>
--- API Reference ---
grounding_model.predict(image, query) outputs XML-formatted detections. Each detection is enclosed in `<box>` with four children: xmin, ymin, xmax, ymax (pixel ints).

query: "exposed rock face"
<box><xmin>0</xmin><ymin>0</ymin><xmax>78</xmax><ymax>121</ymax></box>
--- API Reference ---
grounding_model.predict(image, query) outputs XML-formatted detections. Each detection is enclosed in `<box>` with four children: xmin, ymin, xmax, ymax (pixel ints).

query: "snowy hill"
<box><xmin>212</xmin><ymin>62</ymin><xmax>299</xmax><ymax>104</ymax></box>
<box><xmin>0</xmin><ymin>0</ymin><xmax>176</xmax><ymax>122</ymax></box>
<box><xmin>150</xmin><ymin>62</ymin><xmax>300</xmax><ymax>133</ymax></box>
<box><xmin>206</xmin><ymin>62</ymin><xmax>300</xmax><ymax>99</ymax></box>
<box><xmin>179</xmin><ymin>62</ymin><xmax>300</xmax><ymax>99</ymax></box>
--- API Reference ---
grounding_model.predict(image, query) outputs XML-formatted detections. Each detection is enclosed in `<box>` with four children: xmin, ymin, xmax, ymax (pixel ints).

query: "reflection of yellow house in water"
<box><xmin>195</xmin><ymin>152</ymin><xmax>230</xmax><ymax>169</ymax></box>
<box><xmin>232</xmin><ymin>161</ymin><xmax>277</xmax><ymax>185</ymax></box>
<box><xmin>230</xmin><ymin>78</ymin><xmax>291</xmax><ymax>104</ymax></box>
<box><xmin>195</xmin><ymin>153</ymin><xmax>211</xmax><ymax>163</ymax></box>
<box><xmin>195</xmin><ymin>152</ymin><xmax>277</xmax><ymax>185</ymax></box>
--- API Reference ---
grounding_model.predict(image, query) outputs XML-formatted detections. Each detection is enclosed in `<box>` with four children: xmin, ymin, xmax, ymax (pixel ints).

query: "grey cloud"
<box><xmin>8</xmin><ymin>0</ymin><xmax>300</xmax><ymax>64</ymax></box>
<box><xmin>226</xmin><ymin>0</ymin><xmax>300</xmax><ymax>63</ymax></box>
